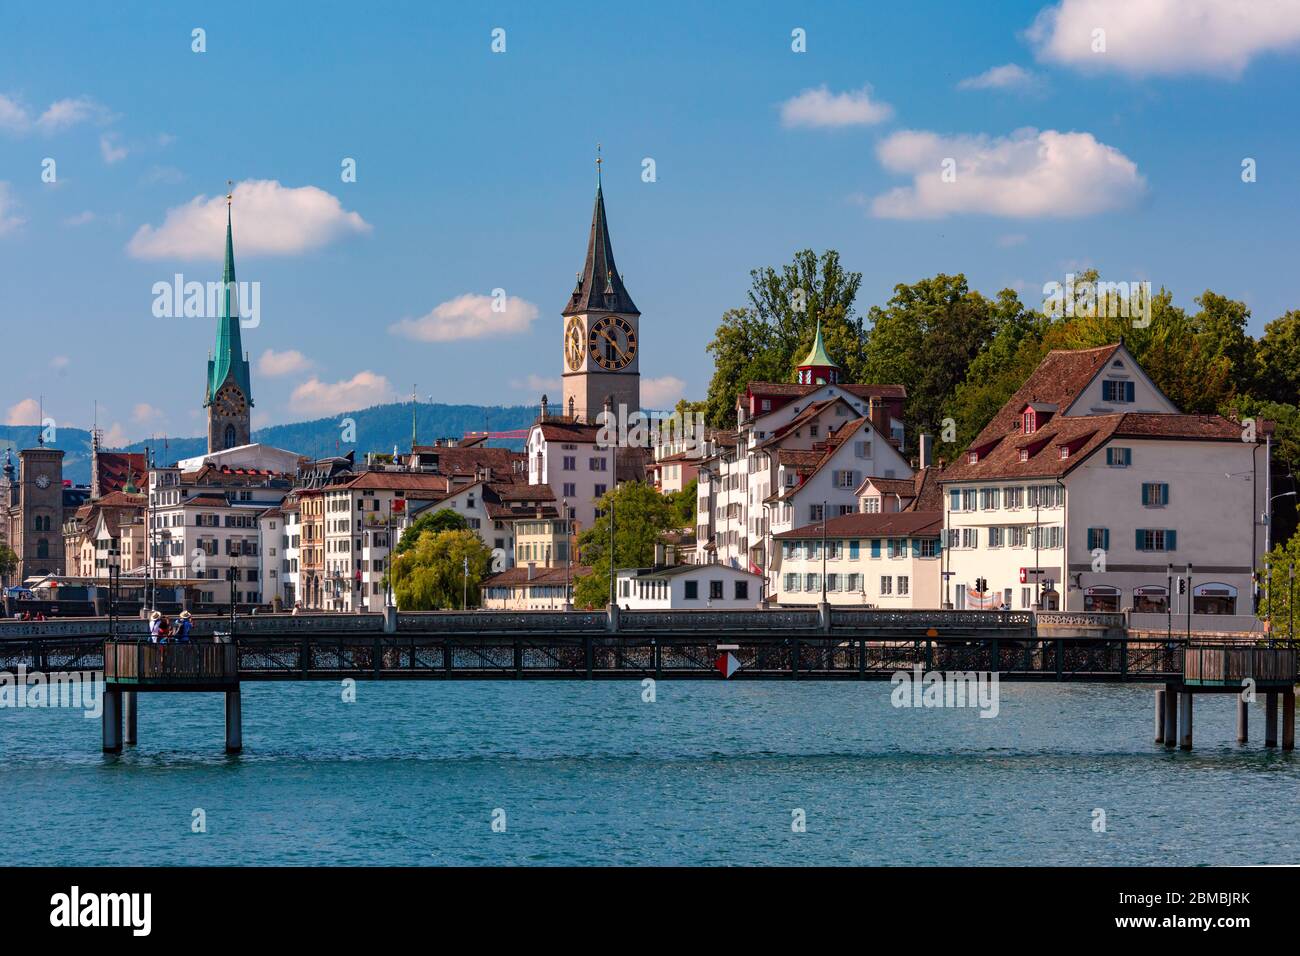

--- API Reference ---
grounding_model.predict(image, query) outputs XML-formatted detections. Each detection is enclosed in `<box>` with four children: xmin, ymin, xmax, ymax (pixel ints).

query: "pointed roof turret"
<box><xmin>796</xmin><ymin>319</ymin><xmax>841</xmax><ymax>385</ymax></box>
<box><xmin>205</xmin><ymin>184</ymin><xmax>254</xmax><ymax>407</ymax></box>
<box><xmin>562</xmin><ymin>150</ymin><xmax>639</xmax><ymax>317</ymax></box>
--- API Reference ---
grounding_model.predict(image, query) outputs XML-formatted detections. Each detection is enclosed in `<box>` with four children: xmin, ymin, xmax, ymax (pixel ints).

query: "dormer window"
<box><xmin>1023</xmin><ymin>410</ymin><xmax>1036</xmax><ymax>434</ymax></box>
<box><xmin>967</xmin><ymin>451</ymin><xmax>978</xmax><ymax>465</ymax></box>
<box><xmin>1018</xmin><ymin>449</ymin><xmax>1030</xmax><ymax>462</ymax></box>
<box><xmin>1058</xmin><ymin>445</ymin><xmax>1069</xmax><ymax>460</ymax></box>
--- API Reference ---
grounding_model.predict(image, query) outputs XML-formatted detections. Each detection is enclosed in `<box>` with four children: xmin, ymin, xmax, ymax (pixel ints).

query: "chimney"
<box><xmin>654</xmin><ymin>542</ymin><xmax>666</xmax><ymax>567</ymax></box>
<box><xmin>540</xmin><ymin>394</ymin><xmax>549</xmax><ymax>421</ymax></box>
<box><xmin>868</xmin><ymin>397</ymin><xmax>889</xmax><ymax>443</ymax></box>
<box><xmin>919</xmin><ymin>434</ymin><xmax>933</xmax><ymax>470</ymax></box>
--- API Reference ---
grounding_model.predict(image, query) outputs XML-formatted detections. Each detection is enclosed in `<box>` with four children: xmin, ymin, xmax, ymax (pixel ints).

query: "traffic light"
<box><xmin>1177</xmin><ymin>577</ymin><xmax>1187</xmax><ymax>595</ymax></box>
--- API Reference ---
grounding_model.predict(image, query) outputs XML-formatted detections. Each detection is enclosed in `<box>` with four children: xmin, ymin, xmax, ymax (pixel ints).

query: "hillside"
<box><xmin>0</xmin><ymin>401</ymin><xmax>539</xmax><ymax>485</ymax></box>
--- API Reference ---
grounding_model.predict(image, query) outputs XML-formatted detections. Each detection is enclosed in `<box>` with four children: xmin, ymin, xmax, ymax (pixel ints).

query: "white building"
<box><xmin>257</xmin><ymin>506</ymin><xmax>285</xmax><ymax>609</ymax></box>
<box><xmin>771</xmin><ymin>511</ymin><xmax>943</xmax><ymax>608</ymax></box>
<box><xmin>695</xmin><ymin>327</ymin><xmax>910</xmax><ymax>594</ymax></box>
<box><xmin>940</xmin><ymin>343</ymin><xmax>1264</xmax><ymax>632</ymax></box>
<box><xmin>527</xmin><ymin>411</ymin><xmax>616</xmax><ymax>536</ymax></box>
<box><xmin>480</xmin><ymin>564</ymin><xmax>590</xmax><ymax>610</ymax></box>
<box><xmin>615</xmin><ymin>562</ymin><xmax>761</xmax><ymax>609</ymax></box>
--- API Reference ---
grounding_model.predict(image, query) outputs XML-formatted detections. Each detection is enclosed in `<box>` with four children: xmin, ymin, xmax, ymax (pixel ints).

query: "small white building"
<box><xmin>527</xmin><ymin>412</ymin><xmax>616</xmax><ymax>536</ymax></box>
<box><xmin>771</xmin><ymin>511</ymin><xmax>943</xmax><ymax>608</ymax></box>
<box><xmin>615</xmin><ymin>562</ymin><xmax>761</xmax><ymax>609</ymax></box>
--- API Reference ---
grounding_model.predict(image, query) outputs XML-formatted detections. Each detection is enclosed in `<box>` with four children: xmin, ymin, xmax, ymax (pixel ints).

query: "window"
<box><xmin>988</xmin><ymin>527</ymin><xmax>1003</xmax><ymax>548</ymax></box>
<box><xmin>1022</xmin><ymin>410</ymin><xmax>1036</xmax><ymax>434</ymax></box>
<box><xmin>849</xmin><ymin>540</ymin><xmax>860</xmax><ymax>559</ymax></box>
<box><xmin>562</xmin><ymin>456</ymin><xmax>575</xmax><ymax>470</ymax></box>
<box><xmin>980</xmin><ymin>488</ymin><xmax>1000</xmax><ymax>510</ymax></box>
<box><xmin>709</xmin><ymin>579</ymin><xmax>724</xmax><ymax>600</ymax></box>
<box><xmin>1057</xmin><ymin>445</ymin><xmax>1070</xmax><ymax>460</ymax></box>
<box><xmin>1018</xmin><ymin>449</ymin><xmax>1030</xmax><ymax>462</ymax></box>
<box><xmin>594</xmin><ymin>484</ymin><xmax>607</xmax><ymax>499</ymax></box>
<box><xmin>967</xmin><ymin>451</ymin><xmax>979</xmax><ymax>465</ymax></box>
<box><xmin>961</xmin><ymin>528</ymin><xmax>978</xmax><ymax>549</ymax></box>
<box><xmin>804</xmin><ymin>573</ymin><xmax>821</xmax><ymax>593</ymax></box>
<box><xmin>826</xmin><ymin>573</ymin><xmax>840</xmax><ymax>592</ymax></box>
<box><xmin>1004</xmin><ymin>487</ymin><xmax>1023</xmax><ymax>509</ymax></box>
<box><xmin>1103</xmin><ymin>379</ymin><xmax>1136</xmax><ymax>403</ymax></box>
<box><xmin>761</xmin><ymin>399</ymin><xmax>772</xmax><ymax>412</ymax></box>
<box><xmin>809</xmin><ymin>425</ymin><xmax>819</xmax><ymax>437</ymax></box>
<box><xmin>1136</xmin><ymin>529</ymin><xmax>1177</xmax><ymax>552</ymax></box>
<box><xmin>784</xmin><ymin>573</ymin><xmax>799</xmax><ymax>592</ymax></box>
<box><xmin>1106</xmin><ymin>447</ymin><xmax>1132</xmax><ymax>468</ymax></box>
<box><xmin>879</xmin><ymin>576</ymin><xmax>892</xmax><ymax>595</ymax></box>
<box><xmin>562</xmin><ymin>482</ymin><xmax>576</xmax><ymax>497</ymax></box>
<box><xmin>919</xmin><ymin>539</ymin><xmax>938</xmax><ymax>558</ymax></box>
<box><xmin>897</xmin><ymin>576</ymin><xmax>909</xmax><ymax>596</ymax></box>
<box><xmin>863</xmin><ymin>497</ymin><xmax>880</xmax><ymax>514</ymax></box>
<box><xmin>684</xmin><ymin>580</ymin><xmax>699</xmax><ymax>600</ymax></box>
<box><xmin>835</xmin><ymin>470</ymin><xmax>856</xmax><ymax>489</ymax></box>
<box><xmin>589</xmin><ymin>457</ymin><xmax>607</xmax><ymax>471</ymax></box>
<box><xmin>809</xmin><ymin>504</ymin><xmax>824</xmax><ymax>522</ymax></box>
<box><xmin>734</xmin><ymin>581</ymin><xmax>748</xmax><ymax>600</ymax></box>
<box><xmin>855</xmin><ymin>440</ymin><xmax>871</xmax><ymax>458</ymax></box>
<box><xmin>1141</xmin><ymin>482</ymin><xmax>1169</xmax><ymax>507</ymax></box>
<box><xmin>1087</xmin><ymin>528</ymin><xmax>1110</xmax><ymax>551</ymax></box>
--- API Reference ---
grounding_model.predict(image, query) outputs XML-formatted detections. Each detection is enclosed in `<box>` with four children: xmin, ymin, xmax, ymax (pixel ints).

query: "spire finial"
<box><xmin>226</xmin><ymin>179</ymin><xmax>233</xmax><ymax>207</ymax></box>
<box><xmin>596</xmin><ymin>143</ymin><xmax>602</xmax><ymax>186</ymax></box>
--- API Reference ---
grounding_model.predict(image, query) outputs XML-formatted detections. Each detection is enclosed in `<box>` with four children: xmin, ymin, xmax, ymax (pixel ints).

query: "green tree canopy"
<box><xmin>0</xmin><ymin>545</ymin><xmax>17</xmax><ymax>586</ymax></box>
<box><xmin>573</xmin><ymin>482</ymin><xmax>678</xmax><ymax>609</ymax></box>
<box><xmin>390</xmin><ymin>528</ymin><xmax>492</xmax><ymax>610</ymax></box>
<box><xmin>704</xmin><ymin>249</ymin><xmax>865</xmax><ymax>428</ymax></box>
<box><xmin>1258</xmin><ymin>310</ymin><xmax>1300</xmax><ymax>407</ymax></box>
<box><xmin>395</xmin><ymin>508</ymin><xmax>469</xmax><ymax>556</ymax></box>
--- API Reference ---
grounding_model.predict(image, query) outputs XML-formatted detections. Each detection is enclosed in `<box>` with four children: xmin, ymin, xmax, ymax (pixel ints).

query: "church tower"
<box><xmin>561</xmin><ymin>153</ymin><xmax>640</xmax><ymax>423</ymax></box>
<box><xmin>204</xmin><ymin>188</ymin><xmax>254</xmax><ymax>453</ymax></box>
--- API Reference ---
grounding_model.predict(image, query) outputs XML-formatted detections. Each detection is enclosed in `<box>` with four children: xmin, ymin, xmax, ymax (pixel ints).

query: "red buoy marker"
<box><xmin>715</xmin><ymin>651</ymin><xmax>741</xmax><ymax>679</ymax></box>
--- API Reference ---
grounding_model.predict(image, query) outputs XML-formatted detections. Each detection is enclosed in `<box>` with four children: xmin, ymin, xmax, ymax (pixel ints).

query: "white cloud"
<box><xmin>258</xmin><ymin>348</ymin><xmax>314</xmax><ymax>377</ymax></box>
<box><xmin>389</xmin><ymin>293</ymin><xmax>540</xmax><ymax>343</ymax></box>
<box><xmin>957</xmin><ymin>64</ymin><xmax>1041</xmax><ymax>91</ymax></box>
<box><xmin>127</xmin><ymin>179</ymin><xmax>371</xmax><ymax>260</ymax></box>
<box><xmin>4</xmin><ymin>398</ymin><xmax>40</xmax><ymax>426</ymax></box>
<box><xmin>998</xmin><ymin>233</ymin><xmax>1028</xmax><ymax>247</ymax></box>
<box><xmin>510</xmin><ymin>374</ymin><xmax>561</xmax><ymax>394</ymax></box>
<box><xmin>37</xmin><ymin>96</ymin><xmax>111</xmax><ymax>133</ymax></box>
<box><xmin>0</xmin><ymin>182</ymin><xmax>23</xmax><ymax>235</ymax></box>
<box><xmin>132</xmin><ymin>403</ymin><xmax>164</xmax><ymax>424</ymax></box>
<box><xmin>642</xmin><ymin>376</ymin><xmax>688</xmax><ymax>409</ymax></box>
<box><xmin>290</xmin><ymin>371</ymin><xmax>395</xmax><ymax>416</ymax></box>
<box><xmin>870</xmin><ymin>127</ymin><xmax>1145</xmax><ymax>219</ymax></box>
<box><xmin>99</xmin><ymin>133</ymin><xmax>127</xmax><ymax>164</ymax></box>
<box><xmin>101</xmin><ymin>423</ymin><xmax>130</xmax><ymax>447</ymax></box>
<box><xmin>0</xmin><ymin>94</ymin><xmax>28</xmax><ymax>133</ymax></box>
<box><xmin>780</xmin><ymin>84</ymin><xmax>893</xmax><ymax>128</ymax></box>
<box><xmin>1026</xmin><ymin>0</ymin><xmax>1300</xmax><ymax>76</ymax></box>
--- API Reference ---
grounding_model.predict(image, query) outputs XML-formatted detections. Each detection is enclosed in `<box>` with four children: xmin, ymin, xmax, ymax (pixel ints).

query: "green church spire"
<box><xmin>205</xmin><ymin>184</ymin><xmax>253</xmax><ymax>408</ymax></box>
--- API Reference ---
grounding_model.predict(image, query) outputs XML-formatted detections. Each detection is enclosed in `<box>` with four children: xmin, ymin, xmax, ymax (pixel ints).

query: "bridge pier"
<box><xmin>101</xmin><ymin>688</ymin><xmax>122</xmax><ymax>753</ymax></box>
<box><xmin>1284</xmin><ymin>688</ymin><xmax>1295</xmax><ymax>752</ymax></box>
<box><xmin>1265</xmin><ymin>693</ymin><xmax>1278</xmax><ymax>748</ymax></box>
<box><xmin>1154</xmin><ymin>689</ymin><xmax>1166</xmax><ymax>743</ymax></box>
<box><xmin>224</xmin><ymin>688</ymin><xmax>242</xmax><ymax>754</ymax></box>
<box><xmin>1163</xmin><ymin>685</ymin><xmax>1178</xmax><ymax>749</ymax></box>
<box><xmin>123</xmin><ymin>691</ymin><xmax>137</xmax><ymax>746</ymax></box>
<box><xmin>1236</xmin><ymin>695</ymin><xmax>1248</xmax><ymax>743</ymax></box>
<box><xmin>1179</xmin><ymin>692</ymin><xmax>1193</xmax><ymax>750</ymax></box>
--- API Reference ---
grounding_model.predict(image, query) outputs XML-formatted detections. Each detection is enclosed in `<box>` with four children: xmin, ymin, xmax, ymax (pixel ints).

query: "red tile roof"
<box><xmin>481</xmin><ymin>565</ymin><xmax>592</xmax><ymax>587</ymax></box>
<box><xmin>342</xmin><ymin>472</ymin><xmax>451</xmax><ymax>492</ymax></box>
<box><xmin>94</xmin><ymin>451</ymin><xmax>148</xmax><ymax>496</ymax></box>
<box><xmin>531</xmin><ymin>419</ymin><xmax>605</xmax><ymax>443</ymax></box>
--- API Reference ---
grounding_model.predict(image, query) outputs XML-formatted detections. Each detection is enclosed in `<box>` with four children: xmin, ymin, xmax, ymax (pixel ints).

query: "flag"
<box><xmin>715</xmin><ymin>651</ymin><xmax>741</xmax><ymax>679</ymax></box>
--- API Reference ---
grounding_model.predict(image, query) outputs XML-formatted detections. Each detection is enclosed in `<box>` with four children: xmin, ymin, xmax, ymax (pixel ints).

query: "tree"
<box><xmin>1257</xmin><ymin>529</ymin><xmax>1300</xmax><ymax>636</ymax></box>
<box><xmin>394</xmin><ymin>508</ymin><xmax>468</xmax><ymax>556</ymax></box>
<box><xmin>573</xmin><ymin>482</ymin><xmax>678</xmax><ymax>609</ymax></box>
<box><xmin>1192</xmin><ymin>290</ymin><xmax>1258</xmax><ymax>399</ymax></box>
<box><xmin>1258</xmin><ymin>310</ymin><xmax>1300</xmax><ymax>407</ymax></box>
<box><xmin>861</xmin><ymin>274</ymin><xmax>1017</xmax><ymax>450</ymax></box>
<box><xmin>0</xmin><ymin>545</ymin><xmax>16</xmax><ymax>587</ymax></box>
<box><xmin>704</xmin><ymin>250</ymin><xmax>865</xmax><ymax>428</ymax></box>
<box><xmin>664</xmin><ymin>477</ymin><xmax>697</xmax><ymax>528</ymax></box>
<box><xmin>390</xmin><ymin>528</ymin><xmax>492</xmax><ymax>610</ymax></box>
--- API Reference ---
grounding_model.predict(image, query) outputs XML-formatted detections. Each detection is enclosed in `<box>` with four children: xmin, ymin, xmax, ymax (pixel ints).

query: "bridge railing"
<box><xmin>621</xmin><ymin>609</ymin><xmax>820</xmax><ymax>632</ymax></box>
<box><xmin>832</xmin><ymin>609</ymin><xmax>1033</xmax><ymax>631</ymax></box>
<box><xmin>397</xmin><ymin>611</ymin><xmax>607</xmax><ymax>632</ymax></box>
<box><xmin>1183</xmin><ymin>644</ymin><xmax>1297</xmax><ymax>686</ymax></box>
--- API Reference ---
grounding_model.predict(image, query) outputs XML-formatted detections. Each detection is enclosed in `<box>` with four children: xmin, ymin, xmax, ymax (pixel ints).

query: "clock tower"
<box><xmin>204</xmin><ymin>189</ymin><xmax>254</xmax><ymax>453</ymax></box>
<box><xmin>561</xmin><ymin>156</ymin><xmax>640</xmax><ymax>423</ymax></box>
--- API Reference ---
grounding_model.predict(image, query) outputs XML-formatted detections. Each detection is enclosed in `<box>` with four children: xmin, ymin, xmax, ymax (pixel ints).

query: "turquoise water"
<box><xmin>1</xmin><ymin>681</ymin><xmax>1296</xmax><ymax>866</ymax></box>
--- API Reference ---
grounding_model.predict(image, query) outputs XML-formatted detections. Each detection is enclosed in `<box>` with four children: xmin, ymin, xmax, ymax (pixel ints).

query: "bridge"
<box><xmin>0</xmin><ymin>609</ymin><xmax>1293</xmax><ymax>755</ymax></box>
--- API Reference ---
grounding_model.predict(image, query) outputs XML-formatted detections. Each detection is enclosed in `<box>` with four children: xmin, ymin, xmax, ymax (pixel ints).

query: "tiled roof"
<box><xmin>342</xmin><ymin>472</ymin><xmax>451</xmax><ymax>492</ymax></box>
<box><xmin>774</xmin><ymin>511</ymin><xmax>943</xmax><ymax>540</ymax></box>
<box><xmin>481</xmin><ymin>565</ymin><xmax>592</xmax><ymax>587</ymax></box>
<box><xmin>943</xmin><ymin>412</ymin><xmax>1242</xmax><ymax>482</ymax></box>
<box><xmin>532</xmin><ymin>419</ymin><xmax>605</xmax><ymax>443</ymax></box>
<box><xmin>94</xmin><ymin>451</ymin><xmax>147</xmax><ymax>495</ymax></box>
<box><xmin>970</xmin><ymin>344</ymin><xmax>1121</xmax><ymax>448</ymax></box>
<box><xmin>856</xmin><ymin>476</ymin><xmax>916</xmax><ymax>498</ymax></box>
<box><xmin>748</xmin><ymin>382</ymin><xmax>907</xmax><ymax>400</ymax></box>
<box><xmin>907</xmin><ymin>467</ymin><xmax>944</xmax><ymax>513</ymax></box>
<box><xmin>95</xmin><ymin>491</ymin><xmax>145</xmax><ymax>509</ymax></box>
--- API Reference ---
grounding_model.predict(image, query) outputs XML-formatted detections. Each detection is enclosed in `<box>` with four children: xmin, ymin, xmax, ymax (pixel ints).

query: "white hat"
<box><xmin>150</xmin><ymin>610</ymin><xmax>161</xmax><ymax>621</ymax></box>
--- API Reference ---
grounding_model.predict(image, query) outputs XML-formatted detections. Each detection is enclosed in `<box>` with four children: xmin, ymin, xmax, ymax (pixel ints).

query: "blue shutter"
<box><xmin>1102</xmin><ymin>528</ymin><xmax>1110</xmax><ymax>551</ymax></box>
<box><xmin>871</xmin><ymin>539</ymin><xmax>881</xmax><ymax>558</ymax></box>
<box><xmin>1161</xmin><ymin>484</ymin><xmax>1169</xmax><ymax>505</ymax></box>
<box><xmin>849</xmin><ymin>540</ymin><xmax>860</xmax><ymax>559</ymax></box>
<box><xmin>1135</xmin><ymin>529</ymin><xmax>1145</xmax><ymax>551</ymax></box>
<box><xmin>1125</xmin><ymin>381</ymin><xmax>1135</xmax><ymax>402</ymax></box>
<box><xmin>949</xmin><ymin>490</ymin><xmax>960</xmax><ymax>511</ymax></box>
<box><xmin>1166</xmin><ymin>529</ymin><xmax>1177</xmax><ymax>551</ymax></box>
<box><xmin>911</xmin><ymin>538</ymin><xmax>920</xmax><ymax>558</ymax></box>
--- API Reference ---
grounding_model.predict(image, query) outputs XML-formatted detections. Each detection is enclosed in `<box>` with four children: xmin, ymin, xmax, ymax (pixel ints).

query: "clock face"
<box><xmin>565</xmin><ymin>317</ymin><xmax>584</xmax><ymax>371</ymax></box>
<box><xmin>34</xmin><ymin>474</ymin><xmax>50</xmax><ymax>489</ymax></box>
<box><xmin>215</xmin><ymin>384</ymin><xmax>247</xmax><ymax>417</ymax></box>
<box><xmin>588</xmin><ymin>315</ymin><xmax>637</xmax><ymax>371</ymax></box>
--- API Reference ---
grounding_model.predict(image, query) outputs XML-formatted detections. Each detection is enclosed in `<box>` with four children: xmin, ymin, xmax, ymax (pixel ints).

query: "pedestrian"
<box><xmin>176</xmin><ymin>610</ymin><xmax>193</xmax><ymax>643</ymax></box>
<box><xmin>149</xmin><ymin>610</ymin><xmax>163</xmax><ymax>643</ymax></box>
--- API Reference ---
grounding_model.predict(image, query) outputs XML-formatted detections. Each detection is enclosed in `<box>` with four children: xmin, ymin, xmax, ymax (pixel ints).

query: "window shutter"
<box><xmin>911</xmin><ymin>538</ymin><xmax>920</xmax><ymax>558</ymax></box>
<box><xmin>1102</xmin><ymin>529</ymin><xmax>1110</xmax><ymax>551</ymax></box>
<box><xmin>1135</xmin><ymin>529</ymin><xmax>1145</xmax><ymax>551</ymax></box>
<box><xmin>871</xmin><ymin>539</ymin><xmax>881</xmax><ymax>558</ymax></box>
<box><xmin>1161</xmin><ymin>484</ymin><xmax>1169</xmax><ymax>505</ymax></box>
<box><xmin>1125</xmin><ymin>381</ymin><xmax>1135</xmax><ymax>402</ymax></box>
<box><xmin>1166</xmin><ymin>529</ymin><xmax>1176</xmax><ymax>551</ymax></box>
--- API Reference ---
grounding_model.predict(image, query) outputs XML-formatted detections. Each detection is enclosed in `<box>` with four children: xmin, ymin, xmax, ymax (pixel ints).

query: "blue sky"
<box><xmin>3</xmin><ymin>0</ymin><xmax>1299</xmax><ymax>445</ymax></box>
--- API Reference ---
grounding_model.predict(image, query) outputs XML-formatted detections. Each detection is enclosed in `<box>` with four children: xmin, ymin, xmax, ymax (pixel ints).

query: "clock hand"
<box><xmin>596</xmin><ymin>327</ymin><xmax>627</xmax><ymax>360</ymax></box>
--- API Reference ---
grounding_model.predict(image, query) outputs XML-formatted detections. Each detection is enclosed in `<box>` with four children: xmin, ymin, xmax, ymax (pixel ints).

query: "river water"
<box><xmin>1</xmin><ymin>680</ymin><xmax>1295</xmax><ymax>865</ymax></box>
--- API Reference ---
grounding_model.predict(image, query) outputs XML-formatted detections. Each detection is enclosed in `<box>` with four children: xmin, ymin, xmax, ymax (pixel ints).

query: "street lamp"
<box><xmin>107</xmin><ymin>546</ymin><xmax>121</xmax><ymax>640</ymax></box>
